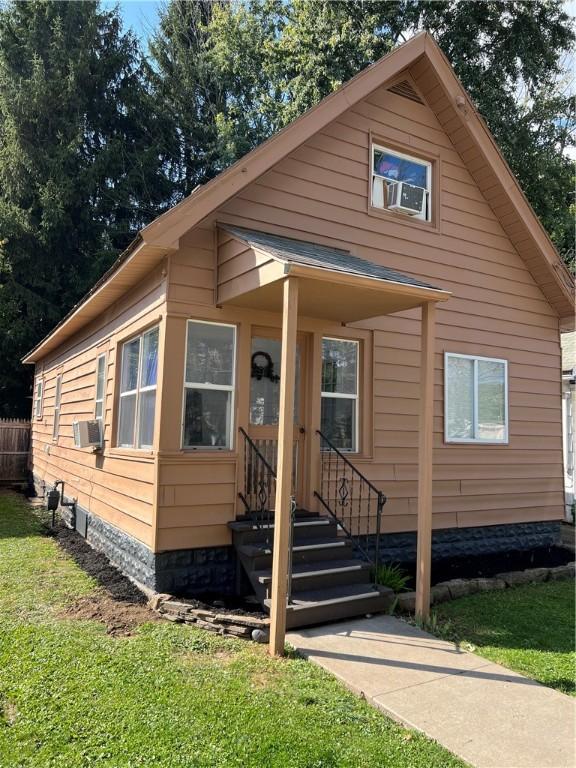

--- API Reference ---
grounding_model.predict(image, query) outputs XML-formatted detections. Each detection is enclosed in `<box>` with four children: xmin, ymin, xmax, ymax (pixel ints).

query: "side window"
<box><xmin>117</xmin><ymin>326</ymin><xmax>159</xmax><ymax>449</ymax></box>
<box><xmin>95</xmin><ymin>354</ymin><xmax>106</xmax><ymax>421</ymax></box>
<box><xmin>371</xmin><ymin>145</ymin><xmax>431</xmax><ymax>221</ymax></box>
<box><xmin>321</xmin><ymin>338</ymin><xmax>359</xmax><ymax>452</ymax></box>
<box><xmin>33</xmin><ymin>378</ymin><xmax>44</xmax><ymax>419</ymax></box>
<box><xmin>182</xmin><ymin>320</ymin><xmax>236</xmax><ymax>449</ymax></box>
<box><xmin>52</xmin><ymin>374</ymin><xmax>62</xmax><ymax>440</ymax></box>
<box><xmin>445</xmin><ymin>353</ymin><xmax>508</xmax><ymax>443</ymax></box>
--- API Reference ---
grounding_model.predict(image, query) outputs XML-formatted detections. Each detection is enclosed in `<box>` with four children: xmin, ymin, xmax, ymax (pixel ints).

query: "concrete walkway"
<box><xmin>288</xmin><ymin>616</ymin><xmax>576</xmax><ymax>768</ymax></box>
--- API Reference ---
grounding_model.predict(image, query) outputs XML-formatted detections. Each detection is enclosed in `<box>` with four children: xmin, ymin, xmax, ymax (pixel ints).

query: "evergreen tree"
<box><xmin>0</xmin><ymin>0</ymin><xmax>169</xmax><ymax>416</ymax></box>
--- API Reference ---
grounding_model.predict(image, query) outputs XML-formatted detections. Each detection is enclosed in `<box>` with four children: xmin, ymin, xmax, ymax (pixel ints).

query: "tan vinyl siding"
<box><xmin>30</xmin><ymin>266</ymin><xmax>166</xmax><ymax>548</ymax></box>
<box><xmin>207</xmin><ymin>73</ymin><xmax>563</xmax><ymax>536</ymax></box>
<box><xmin>31</xmin><ymin>67</ymin><xmax>565</xmax><ymax>554</ymax></box>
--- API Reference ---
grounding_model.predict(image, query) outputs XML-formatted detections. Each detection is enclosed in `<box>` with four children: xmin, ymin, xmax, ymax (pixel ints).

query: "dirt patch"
<box><xmin>60</xmin><ymin>588</ymin><xmax>159</xmax><ymax>637</ymax></box>
<box><xmin>1</xmin><ymin>700</ymin><xmax>18</xmax><ymax>726</ymax></box>
<box><xmin>49</xmin><ymin>523</ymin><xmax>146</xmax><ymax>604</ymax></box>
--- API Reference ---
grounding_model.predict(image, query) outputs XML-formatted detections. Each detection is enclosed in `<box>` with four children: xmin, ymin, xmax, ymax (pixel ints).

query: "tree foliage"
<box><xmin>175</xmin><ymin>0</ymin><xmax>573</xmax><ymax>255</ymax></box>
<box><xmin>0</xmin><ymin>0</ymin><xmax>573</xmax><ymax>416</ymax></box>
<box><xmin>0</xmin><ymin>0</ymin><xmax>169</xmax><ymax>415</ymax></box>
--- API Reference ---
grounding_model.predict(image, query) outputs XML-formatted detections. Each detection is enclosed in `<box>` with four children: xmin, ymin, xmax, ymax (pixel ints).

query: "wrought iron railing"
<box><xmin>238</xmin><ymin>427</ymin><xmax>296</xmax><ymax>601</ymax></box>
<box><xmin>239</xmin><ymin>427</ymin><xmax>277</xmax><ymax>534</ymax></box>
<box><xmin>314</xmin><ymin>430</ymin><xmax>386</xmax><ymax>573</ymax></box>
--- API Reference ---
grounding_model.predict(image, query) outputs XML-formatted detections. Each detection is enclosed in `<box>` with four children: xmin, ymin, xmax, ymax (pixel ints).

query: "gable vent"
<box><xmin>387</xmin><ymin>79</ymin><xmax>424</xmax><ymax>104</ymax></box>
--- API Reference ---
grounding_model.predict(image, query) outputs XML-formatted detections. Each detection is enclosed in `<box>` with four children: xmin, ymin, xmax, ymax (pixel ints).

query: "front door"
<box><xmin>248</xmin><ymin>327</ymin><xmax>307</xmax><ymax>505</ymax></box>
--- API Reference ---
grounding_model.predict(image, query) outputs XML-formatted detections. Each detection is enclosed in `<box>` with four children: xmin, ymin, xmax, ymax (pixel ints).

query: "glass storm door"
<box><xmin>248</xmin><ymin>328</ymin><xmax>307</xmax><ymax>504</ymax></box>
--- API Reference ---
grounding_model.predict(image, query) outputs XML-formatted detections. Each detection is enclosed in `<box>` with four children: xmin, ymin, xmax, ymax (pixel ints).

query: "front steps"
<box><xmin>229</xmin><ymin>511</ymin><xmax>392</xmax><ymax>629</ymax></box>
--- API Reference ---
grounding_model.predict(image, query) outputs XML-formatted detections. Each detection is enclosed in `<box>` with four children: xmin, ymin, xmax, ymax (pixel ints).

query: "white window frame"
<box><xmin>321</xmin><ymin>337</ymin><xmax>360</xmax><ymax>453</ymax></box>
<box><xmin>117</xmin><ymin>326</ymin><xmax>159</xmax><ymax>450</ymax></box>
<box><xmin>33</xmin><ymin>378</ymin><xmax>43</xmax><ymax>419</ymax></box>
<box><xmin>371</xmin><ymin>144</ymin><xmax>432</xmax><ymax>221</ymax></box>
<box><xmin>52</xmin><ymin>374</ymin><xmax>62</xmax><ymax>440</ymax></box>
<box><xmin>95</xmin><ymin>353</ymin><xmax>106</xmax><ymax>422</ymax></box>
<box><xmin>444</xmin><ymin>352</ymin><xmax>509</xmax><ymax>445</ymax></box>
<box><xmin>181</xmin><ymin>319</ymin><xmax>237</xmax><ymax>451</ymax></box>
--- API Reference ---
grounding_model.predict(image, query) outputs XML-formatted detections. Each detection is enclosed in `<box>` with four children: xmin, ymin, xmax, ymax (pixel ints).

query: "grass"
<box><xmin>0</xmin><ymin>492</ymin><xmax>465</xmax><ymax>768</ymax></box>
<box><xmin>432</xmin><ymin>580</ymin><xmax>575</xmax><ymax>696</ymax></box>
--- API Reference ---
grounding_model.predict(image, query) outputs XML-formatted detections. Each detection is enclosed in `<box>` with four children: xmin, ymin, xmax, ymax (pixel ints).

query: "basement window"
<box><xmin>117</xmin><ymin>326</ymin><xmax>159</xmax><ymax>449</ymax></box>
<box><xmin>445</xmin><ymin>353</ymin><xmax>508</xmax><ymax>444</ymax></box>
<box><xmin>371</xmin><ymin>145</ymin><xmax>431</xmax><ymax>221</ymax></box>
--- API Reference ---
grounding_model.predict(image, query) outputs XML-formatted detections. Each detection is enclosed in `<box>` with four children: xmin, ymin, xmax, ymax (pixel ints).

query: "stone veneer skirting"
<box><xmin>32</xmin><ymin>475</ymin><xmax>237</xmax><ymax>596</ymax></box>
<box><xmin>33</xmin><ymin>475</ymin><xmax>561</xmax><ymax>597</ymax></box>
<box><xmin>375</xmin><ymin>521</ymin><xmax>561</xmax><ymax>564</ymax></box>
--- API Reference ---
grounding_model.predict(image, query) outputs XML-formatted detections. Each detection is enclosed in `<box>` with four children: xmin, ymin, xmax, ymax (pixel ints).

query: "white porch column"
<box><xmin>269</xmin><ymin>277</ymin><xmax>299</xmax><ymax>656</ymax></box>
<box><xmin>415</xmin><ymin>301</ymin><xmax>436</xmax><ymax>619</ymax></box>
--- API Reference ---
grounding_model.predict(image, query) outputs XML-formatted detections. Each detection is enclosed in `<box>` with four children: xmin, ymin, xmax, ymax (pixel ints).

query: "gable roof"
<box><xmin>222</xmin><ymin>225</ymin><xmax>442</xmax><ymax>291</ymax></box>
<box><xmin>24</xmin><ymin>32</ymin><xmax>575</xmax><ymax>363</ymax></box>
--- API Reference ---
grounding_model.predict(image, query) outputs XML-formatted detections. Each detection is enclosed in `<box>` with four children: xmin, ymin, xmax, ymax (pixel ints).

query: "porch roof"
<box><xmin>218</xmin><ymin>225</ymin><xmax>451</xmax><ymax>323</ymax></box>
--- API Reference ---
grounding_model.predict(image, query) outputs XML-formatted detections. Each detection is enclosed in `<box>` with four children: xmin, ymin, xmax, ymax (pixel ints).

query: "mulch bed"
<box><xmin>46</xmin><ymin>519</ymin><xmax>265</xmax><ymax>636</ymax></box>
<box><xmin>400</xmin><ymin>545</ymin><xmax>574</xmax><ymax>590</ymax></box>
<box><xmin>49</xmin><ymin>523</ymin><xmax>147</xmax><ymax>604</ymax></box>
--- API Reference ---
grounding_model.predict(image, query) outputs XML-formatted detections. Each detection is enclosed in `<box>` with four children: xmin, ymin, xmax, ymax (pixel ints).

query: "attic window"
<box><xmin>371</xmin><ymin>145</ymin><xmax>431</xmax><ymax>221</ymax></box>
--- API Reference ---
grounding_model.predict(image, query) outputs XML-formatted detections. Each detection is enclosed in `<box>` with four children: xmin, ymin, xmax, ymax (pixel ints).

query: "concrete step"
<box><xmin>264</xmin><ymin>583</ymin><xmax>392</xmax><ymax>629</ymax></box>
<box><xmin>253</xmin><ymin>559</ymin><xmax>371</xmax><ymax>594</ymax></box>
<box><xmin>230</xmin><ymin>517</ymin><xmax>339</xmax><ymax>544</ymax></box>
<box><xmin>238</xmin><ymin>538</ymin><xmax>354</xmax><ymax>570</ymax></box>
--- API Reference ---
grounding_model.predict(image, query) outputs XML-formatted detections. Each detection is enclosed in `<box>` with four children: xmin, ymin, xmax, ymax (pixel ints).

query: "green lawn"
<box><xmin>0</xmin><ymin>493</ymin><xmax>465</xmax><ymax>768</ymax></box>
<box><xmin>434</xmin><ymin>580</ymin><xmax>575</xmax><ymax>696</ymax></box>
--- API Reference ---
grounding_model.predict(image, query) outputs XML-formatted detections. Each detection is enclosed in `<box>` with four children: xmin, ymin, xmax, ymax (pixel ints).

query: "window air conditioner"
<box><xmin>73</xmin><ymin>419</ymin><xmax>102</xmax><ymax>449</ymax></box>
<box><xmin>386</xmin><ymin>181</ymin><xmax>427</xmax><ymax>216</ymax></box>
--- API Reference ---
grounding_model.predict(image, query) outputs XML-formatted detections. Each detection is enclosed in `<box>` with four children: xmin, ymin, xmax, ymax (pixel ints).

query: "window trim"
<box><xmin>52</xmin><ymin>374</ymin><xmax>62</xmax><ymax>441</ymax></box>
<box><xmin>33</xmin><ymin>378</ymin><xmax>44</xmax><ymax>419</ymax></box>
<box><xmin>371</xmin><ymin>143</ymin><xmax>432</xmax><ymax>222</ymax></box>
<box><xmin>116</xmin><ymin>326</ymin><xmax>159</xmax><ymax>450</ymax></box>
<box><xmin>444</xmin><ymin>352</ymin><xmax>509</xmax><ymax>445</ymax></box>
<box><xmin>181</xmin><ymin>319</ymin><xmax>237</xmax><ymax>451</ymax></box>
<box><xmin>95</xmin><ymin>353</ymin><xmax>106</xmax><ymax>422</ymax></box>
<box><xmin>321</xmin><ymin>336</ymin><xmax>360</xmax><ymax>453</ymax></box>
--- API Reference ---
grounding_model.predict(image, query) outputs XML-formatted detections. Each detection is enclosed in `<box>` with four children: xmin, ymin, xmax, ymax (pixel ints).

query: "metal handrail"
<box><xmin>314</xmin><ymin>429</ymin><xmax>386</xmax><ymax>575</ymax></box>
<box><xmin>238</xmin><ymin>427</ymin><xmax>277</xmax><ymax>477</ymax></box>
<box><xmin>316</xmin><ymin>430</ymin><xmax>385</xmax><ymax>500</ymax></box>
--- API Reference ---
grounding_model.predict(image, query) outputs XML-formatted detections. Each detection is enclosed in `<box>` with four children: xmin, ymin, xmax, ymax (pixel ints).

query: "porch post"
<box><xmin>269</xmin><ymin>277</ymin><xmax>299</xmax><ymax>656</ymax></box>
<box><xmin>415</xmin><ymin>301</ymin><xmax>436</xmax><ymax>620</ymax></box>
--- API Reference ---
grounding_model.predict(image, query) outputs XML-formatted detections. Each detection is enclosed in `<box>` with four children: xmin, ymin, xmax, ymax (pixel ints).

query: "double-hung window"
<box><xmin>95</xmin><ymin>354</ymin><xmax>106</xmax><ymax>421</ymax></box>
<box><xmin>52</xmin><ymin>375</ymin><xmax>62</xmax><ymax>440</ymax></box>
<box><xmin>117</xmin><ymin>326</ymin><xmax>159</xmax><ymax>449</ymax></box>
<box><xmin>321</xmin><ymin>338</ymin><xmax>359</xmax><ymax>452</ymax></box>
<box><xmin>445</xmin><ymin>353</ymin><xmax>508</xmax><ymax>443</ymax></box>
<box><xmin>182</xmin><ymin>320</ymin><xmax>236</xmax><ymax>449</ymax></box>
<box><xmin>371</xmin><ymin>145</ymin><xmax>431</xmax><ymax>221</ymax></box>
<box><xmin>33</xmin><ymin>379</ymin><xmax>43</xmax><ymax>419</ymax></box>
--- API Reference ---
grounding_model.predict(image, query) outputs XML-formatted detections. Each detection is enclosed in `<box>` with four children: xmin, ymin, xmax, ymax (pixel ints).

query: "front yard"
<box><xmin>433</xmin><ymin>579</ymin><xmax>575</xmax><ymax>696</ymax></box>
<box><xmin>0</xmin><ymin>493</ymin><xmax>464</xmax><ymax>768</ymax></box>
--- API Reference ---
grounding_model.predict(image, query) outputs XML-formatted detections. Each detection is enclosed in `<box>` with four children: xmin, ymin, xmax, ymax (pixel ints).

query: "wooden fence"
<box><xmin>0</xmin><ymin>419</ymin><xmax>30</xmax><ymax>484</ymax></box>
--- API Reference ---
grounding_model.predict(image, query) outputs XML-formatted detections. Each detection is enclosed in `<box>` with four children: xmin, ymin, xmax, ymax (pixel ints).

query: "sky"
<box><xmin>107</xmin><ymin>0</ymin><xmax>162</xmax><ymax>46</ymax></box>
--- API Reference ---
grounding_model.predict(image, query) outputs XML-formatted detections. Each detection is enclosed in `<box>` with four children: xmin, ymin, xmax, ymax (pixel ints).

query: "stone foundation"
<box><xmin>376</xmin><ymin>521</ymin><xmax>562</xmax><ymax>564</ymax></box>
<box><xmin>32</xmin><ymin>475</ymin><xmax>237</xmax><ymax>596</ymax></box>
<box><xmin>33</xmin><ymin>474</ymin><xmax>562</xmax><ymax>599</ymax></box>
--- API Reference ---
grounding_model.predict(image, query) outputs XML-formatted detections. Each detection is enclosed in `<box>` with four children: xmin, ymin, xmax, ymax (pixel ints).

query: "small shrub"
<box><xmin>373</xmin><ymin>562</ymin><xmax>410</xmax><ymax>593</ymax></box>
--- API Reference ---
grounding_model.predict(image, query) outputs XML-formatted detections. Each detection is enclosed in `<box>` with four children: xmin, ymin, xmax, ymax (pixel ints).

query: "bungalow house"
<box><xmin>24</xmin><ymin>34</ymin><xmax>574</xmax><ymax>648</ymax></box>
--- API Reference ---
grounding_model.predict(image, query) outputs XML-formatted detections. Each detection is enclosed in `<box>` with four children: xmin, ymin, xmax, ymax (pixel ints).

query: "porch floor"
<box><xmin>287</xmin><ymin>616</ymin><xmax>576</xmax><ymax>768</ymax></box>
